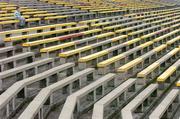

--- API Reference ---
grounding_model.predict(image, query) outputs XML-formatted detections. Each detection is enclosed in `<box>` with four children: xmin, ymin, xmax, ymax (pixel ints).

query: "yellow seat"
<box><xmin>34</xmin><ymin>13</ymin><xmax>58</xmax><ymax>17</ymax></box>
<box><xmin>125</xmin><ymin>38</ymin><xmax>141</xmax><ymax>45</ymax></box>
<box><xmin>0</xmin><ymin>20</ymin><xmax>19</xmax><ymax>25</ymax></box>
<box><xmin>117</xmin><ymin>58</ymin><xmax>142</xmax><ymax>72</ymax></box>
<box><xmin>0</xmin><ymin>15</ymin><xmax>29</xmax><ymax>21</ymax></box>
<box><xmin>139</xmin><ymin>41</ymin><xmax>153</xmax><ymax>48</ymax></box>
<box><xmin>140</xmin><ymin>32</ymin><xmax>155</xmax><ymax>39</ymax></box>
<box><xmin>95</xmin><ymin>32</ymin><xmax>115</xmax><ymax>39</ymax></box>
<box><xmin>0</xmin><ymin>13</ymin><xmax>14</xmax><ymax>17</ymax></box>
<box><xmin>44</xmin><ymin>15</ymin><xmax>68</xmax><ymax>20</ymax></box>
<box><xmin>115</xmin><ymin>27</ymin><xmax>132</xmax><ymax>34</ymax></box>
<box><xmin>1</xmin><ymin>7</ymin><xmax>16</xmax><ymax>11</ymax></box>
<box><xmin>0</xmin><ymin>22</ymin><xmax>76</xmax><ymax>36</ymax></box>
<box><xmin>59</xmin><ymin>46</ymin><xmax>92</xmax><ymax>57</ymax></box>
<box><xmin>40</xmin><ymin>42</ymin><xmax>75</xmax><ymax>52</ymax></box>
<box><xmin>153</xmin><ymin>44</ymin><xmax>167</xmax><ymax>52</ymax></box>
<box><xmin>0</xmin><ymin>4</ymin><xmax>16</xmax><ymax>7</ymax></box>
<box><xmin>128</xmin><ymin>30</ymin><xmax>142</xmax><ymax>36</ymax></box>
<box><xmin>153</xmin><ymin>30</ymin><xmax>179</xmax><ymax>42</ymax></box>
<box><xmin>81</xmin><ymin>29</ymin><xmax>101</xmax><ymax>35</ymax></box>
<box><xmin>111</xmin><ymin>35</ymin><xmax>127</xmax><ymax>42</ymax></box>
<box><xmin>0</xmin><ymin>11</ymin><xmax>7</xmax><ymax>14</ymax></box>
<box><xmin>137</xmin><ymin>63</ymin><xmax>160</xmax><ymax>78</ymax></box>
<box><xmin>79</xmin><ymin>19</ymin><xmax>99</xmax><ymax>24</ymax></box>
<box><xmin>167</xmin><ymin>36</ymin><xmax>180</xmax><ymax>45</ymax></box>
<box><xmin>23</xmin><ymin>11</ymin><xmax>48</xmax><ymax>15</ymax></box>
<box><xmin>157</xmin><ymin>66</ymin><xmax>177</xmax><ymax>82</ymax></box>
<box><xmin>176</xmin><ymin>80</ymin><xmax>180</xmax><ymax>87</ymax></box>
<box><xmin>5</xmin><ymin>25</ymin><xmax>88</xmax><ymax>42</ymax></box>
<box><xmin>138</xmin><ymin>47</ymin><xmax>179</xmax><ymax>78</ymax></box>
<box><xmin>16</xmin><ymin>9</ymin><xmax>37</xmax><ymax>12</ymax></box>
<box><xmin>97</xmin><ymin>54</ymin><xmax>125</xmax><ymax>68</ymax></box>
<box><xmin>0</xmin><ymin>3</ymin><xmax>8</xmax><ymax>5</ymax></box>
<box><xmin>22</xmin><ymin>37</ymin><xmax>58</xmax><ymax>47</ymax></box>
<box><xmin>26</xmin><ymin>18</ymin><xmax>41</xmax><ymax>22</ymax></box>
<box><xmin>169</xmin><ymin>48</ymin><xmax>179</xmax><ymax>55</ymax></box>
<box><xmin>78</xmin><ymin>50</ymin><xmax>109</xmax><ymax>63</ymax></box>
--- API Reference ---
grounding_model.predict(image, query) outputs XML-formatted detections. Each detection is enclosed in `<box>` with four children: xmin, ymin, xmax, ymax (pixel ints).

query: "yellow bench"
<box><xmin>128</xmin><ymin>26</ymin><xmax>160</xmax><ymax>38</ymax></box>
<box><xmin>95</xmin><ymin>32</ymin><xmax>115</xmax><ymax>39</ymax></box>
<box><xmin>5</xmin><ymin>25</ymin><xmax>88</xmax><ymax>42</ymax></box>
<box><xmin>44</xmin><ymin>15</ymin><xmax>68</xmax><ymax>24</ymax></box>
<box><xmin>0</xmin><ymin>22</ymin><xmax>77</xmax><ymax>40</ymax></box>
<box><xmin>0</xmin><ymin>17</ymin><xmax>41</xmax><ymax>30</ymax></box>
<box><xmin>97</xmin><ymin>54</ymin><xmax>125</xmax><ymax>68</ymax></box>
<box><xmin>117</xmin><ymin>58</ymin><xmax>142</xmax><ymax>72</ymax></box>
<box><xmin>25</xmin><ymin>18</ymin><xmax>41</xmax><ymax>27</ymax></box>
<box><xmin>78</xmin><ymin>49</ymin><xmax>109</xmax><ymax>69</ymax></box>
<box><xmin>141</xmin><ymin>32</ymin><xmax>157</xmax><ymax>40</ymax></box>
<box><xmin>0</xmin><ymin>20</ymin><xmax>19</xmax><ymax>25</ymax></box>
<box><xmin>1</xmin><ymin>7</ymin><xmax>16</xmax><ymax>11</ymax></box>
<box><xmin>157</xmin><ymin>66</ymin><xmax>177</xmax><ymax>82</ymax></box>
<box><xmin>34</xmin><ymin>13</ymin><xmax>58</xmax><ymax>17</ymax></box>
<box><xmin>137</xmin><ymin>62</ymin><xmax>160</xmax><ymax>78</ymax></box>
<box><xmin>0</xmin><ymin>3</ymin><xmax>8</xmax><ymax>5</ymax></box>
<box><xmin>116</xmin><ymin>44</ymin><xmax>166</xmax><ymax>76</ymax></box>
<box><xmin>0</xmin><ymin>15</ymin><xmax>30</xmax><ymax>21</ymax></box>
<box><xmin>0</xmin><ymin>11</ymin><xmax>7</xmax><ymax>14</ymax></box>
<box><xmin>153</xmin><ymin>44</ymin><xmax>167</xmax><ymax>52</ymax></box>
<box><xmin>10</xmin><ymin>8</ymin><xmax>35</xmax><ymax>12</ymax></box>
<box><xmin>78</xmin><ymin>37</ymin><xmax>151</xmax><ymax>70</ymax></box>
<box><xmin>137</xmin><ymin>48</ymin><xmax>179</xmax><ymax>81</ymax></box>
<box><xmin>78</xmin><ymin>50</ymin><xmax>109</xmax><ymax>63</ymax></box>
<box><xmin>140</xmin><ymin>28</ymin><xmax>170</xmax><ymax>40</ymax></box>
<box><xmin>103</xmin><ymin>24</ymin><xmax>122</xmax><ymax>31</ymax></box>
<box><xmin>115</xmin><ymin>27</ymin><xmax>134</xmax><ymax>34</ymax></box>
<box><xmin>0</xmin><ymin>20</ymin><xmax>19</xmax><ymax>31</ymax></box>
<box><xmin>81</xmin><ymin>29</ymin><xmax>102</xmax><ymax>35</ymax></box>
<box><xmin>40</xmin><ymin>42</ymin><xmax>75</xmax><ymax>53</ymax></box>
<box><xmin>58</xmin><ymin>34</ymin><xmax>127</xmax><ymax>60</ymax></box>
<box><xmin>22</xmin><ymin>11</ymin><xmax>48</xmax><ymax>15</ymax></box>
<box><xmin>59</xmin><ymin>46</ymin><xmax>92</xmax><ymax>58</ymax></box>
<box><xmin>97</xmin><ymin>41</ymin><xmax>154</xmax><ymax>74</ymax></box>
<box><xmin>0</xmin><ymin>13</ymin><xmax>14</xmax><ymax>17</ymax></box>
<box><xmin>153</xmin><ymin>29</ymin><xmax>179</xmax><ymax>45</ymax></box>
<box><xmin>15</xmin><ymin>9</ymin><xmax>38</xmax><ymax>12</ymax></box>
<box><xmin>125</xmin><ymin>38</ymin><xmax>141</xmax><ymax>46</ymax></box>
<box><xmin>176</xmin><ymin>80</ymin><xmax>180</xmax><ymax>87</ymax></box>
<box><xmin>111</xmin><ymin>35</ymin><xmax>128</xmax><ymax>43</ymax></box>
<box><xmin>166</xmin><ymin>36</ymin><xmax>180</xmax><ymax>47</ymax></box>
<box><xmin>0</xmin><ymin>4</ymin><xmax>16</xmax><ymax>7</ymax></box>
<box><xmin>157</xmin><ymin>59</ymin><xmax>180</xmax><ymax>89</ymax></box>
<box><xmin>171</xmin><ymin>23</ymin><xmax>180</xmax><ymax>30</ymax></box>
<box><xmin>22</xmin><ymin>29</ymin><xmax>100</xmax><ymax>49</ymax></box>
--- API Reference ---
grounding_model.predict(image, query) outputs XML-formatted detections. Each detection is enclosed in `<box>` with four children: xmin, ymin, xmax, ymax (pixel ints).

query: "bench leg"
<box><xmin>38</xmin><ymin>21</ymin><xmax>41</xmax><ymax>26</ymax></box>
<box><xmin>98</xmin><ymin>67</ymin><xmax>108</xmax><ymax>75</ymax></box>
<box><xmin>14</xmin><ymin>23</ymin><xmax>18</xmax><ymax>29</ymax></box>
<box><xmin>27</xmin><ymin>22</ymin><xmax>30</xmax><ymax>27</ymax></box>
<box><xmin>137</xmin><ymin>78</ymin><xmax>146</xmax><ymax>85</ymax></box>
<box><xmin>60</xmin><ymin>58</ymin><xmax>66</xmax><ymax>64</ymax></box>
<box><xmin>0</xmin><ymin>25</ymin><xmax>3</xmax><ymax>31</ymax></box>
<box><xmin>0</xmin><ymin>79</ymin><xmax>2</xmax><ymax>91</ymax></box>
<box><xmin>78</xmin><ymin>62</ymin><xmax>87</xmax><ymax>70</ymax></box>
<box><xmin>45</xmin><ymin>20</ymin><xmax>50</xmax><ymax>24</ymax></box>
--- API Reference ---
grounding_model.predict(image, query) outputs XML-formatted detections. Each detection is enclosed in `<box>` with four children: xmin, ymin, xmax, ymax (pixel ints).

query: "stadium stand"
<box><xmin>0</xmin><ymin>0</ymin><xmax>180</xmax><ymax>119</ymax></box>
